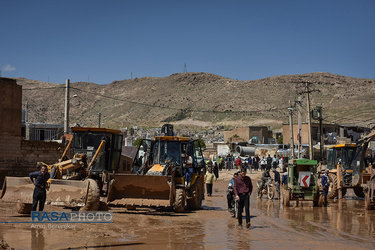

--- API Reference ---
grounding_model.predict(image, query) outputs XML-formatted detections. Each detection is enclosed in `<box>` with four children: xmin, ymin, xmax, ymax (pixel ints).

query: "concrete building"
<box><xmin>224</xmin><ymin>126</ymin><xmax>269</xmax><ymax>144</ymax></box>
<box><xmin>22</xmin><ymin>122</ymin><xmax>64</xmax><ymax>141</ymax></box>
<box><xmin>283</xmin><ymin>122</ymin><xmax>369</xmax><ymax>145</ymax></box>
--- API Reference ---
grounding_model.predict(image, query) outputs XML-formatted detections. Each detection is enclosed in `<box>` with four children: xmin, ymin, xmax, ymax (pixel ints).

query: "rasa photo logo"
<box><xmin>31</xmin><ymin>211</ymin><xmax>113</xmax><ymax>223</ymax></box>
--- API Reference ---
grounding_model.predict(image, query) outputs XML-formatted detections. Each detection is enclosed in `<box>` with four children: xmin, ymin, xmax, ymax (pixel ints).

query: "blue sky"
<box><xmin>1</xmin><ymin>0</ymin><xmax>374</xmax><ymax>84</ymax></box>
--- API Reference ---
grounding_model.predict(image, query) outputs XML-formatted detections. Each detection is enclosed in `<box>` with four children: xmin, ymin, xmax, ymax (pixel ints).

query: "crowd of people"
<box><xmin>203</xmin><ymin>153</ymin><xmax>291</xmax><ymax>229</ymax></box>
<box><xmin>212</xmin><ymin>154</ymin><xmax>289</xmax><ymax>172</ymax></box>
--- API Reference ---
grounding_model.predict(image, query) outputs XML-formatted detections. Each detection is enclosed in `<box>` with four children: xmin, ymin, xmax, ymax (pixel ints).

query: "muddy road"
<box><xmin>1</xmin><ymin>170</ymin><xmax>375</xmax><ymax>249</ymax></box>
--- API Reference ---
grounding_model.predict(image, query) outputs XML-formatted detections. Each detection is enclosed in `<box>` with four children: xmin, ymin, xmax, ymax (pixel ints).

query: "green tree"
<box><xmin>133</xmin><ymin>138</ymin><xmax>142</xmax><ymax>148</ymax></box>
<box><xmin>195</xmin><ymin>138</ymin><xmax>206</xmax><ymax>149</ymax></box>
<box><xmin>232</xmin><ymin>134</ymin><xmax>239</xmax><ymax>138</ymax></box>
<box><xmin>277</xmin><ymin>135</ymin><xmax>283</xmax><ymax>144</ymax></box>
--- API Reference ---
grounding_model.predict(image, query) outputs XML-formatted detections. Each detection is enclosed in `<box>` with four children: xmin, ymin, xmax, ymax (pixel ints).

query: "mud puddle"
<box><xmin>1</xmin><ymin>174</ymin><xmax>375</xmax><ymax>249</ymax></box>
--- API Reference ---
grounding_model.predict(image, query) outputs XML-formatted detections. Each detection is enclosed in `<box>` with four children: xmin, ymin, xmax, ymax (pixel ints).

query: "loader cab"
<box><xmin>151</xmin><ymin>136</ymin><xmax>191</xmax><ymax>176</ymax></box>
<box><xmin>71</xmin><ymin>127</ymin><xmax>123</xmax><ymax>175</ymax></box>
<box><xmin>133</xmin><ymin>136</ymin><xmax>206</xmax><ymax>176</ymax></box>
<box><xmin>327</xmin><ymin>144</ymin><xmax>356</xmax><ymax>171</ymax></box>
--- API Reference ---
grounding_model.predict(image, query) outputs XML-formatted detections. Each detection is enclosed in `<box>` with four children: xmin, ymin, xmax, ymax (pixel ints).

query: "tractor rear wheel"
<box><xmin>187</xmin><ymin>178</ymin><xmax>203</xmax><ymax>210</ymax></box>
<box><xmin>174</xmin><ymin>188</ymin><xmax>185</xmax><ymax>213</ymax></box>
<box><xmin>80</xmin><ymin>179</ymin><xmax>100</xmax><ymax>211</ymax></box>
<box><xmin>327</xmin><ymin>173</ymin><xmax>338</xmax><ymax>199</ymax></box>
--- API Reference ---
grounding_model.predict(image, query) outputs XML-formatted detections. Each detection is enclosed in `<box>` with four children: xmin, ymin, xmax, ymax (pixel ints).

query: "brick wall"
<box><xmin>0</xmin><ymin>78</ymin><xmax>68</xmax><ymax>187</ymax></box>
<box><xmin>0</xmin><ymin>140</ymin><xmax>66</xmax><ymax>186</ymax></box>
<box><xmin>0</xmin><ymin>78</ymin><xmax>22</xmax><ymax>159</ymax></box>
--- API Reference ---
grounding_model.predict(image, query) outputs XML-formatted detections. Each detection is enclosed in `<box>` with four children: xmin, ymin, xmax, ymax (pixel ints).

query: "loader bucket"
<box><xmin>1</xmin><ymin>177</ymin><xmax>90</xmax><ymax>207</ymax></box>
<box><xmin>107</xmin><ymin>174</ymin><xmax>172</xmax><ymax>207</ymax></box>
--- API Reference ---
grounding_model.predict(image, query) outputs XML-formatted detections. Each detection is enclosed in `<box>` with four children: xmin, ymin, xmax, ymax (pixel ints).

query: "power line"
<box><xmin>70</xmin><ymin>86</ymin><xmax>288</xmax><ymax>115</ymax></box>
<box><xmin>23</xmin><ymin>86</ymin><xmax>64</xmax><ymax>91</ymax></box>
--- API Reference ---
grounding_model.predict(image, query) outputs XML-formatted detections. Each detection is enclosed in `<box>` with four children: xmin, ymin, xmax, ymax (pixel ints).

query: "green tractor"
<box><xmin>282</xmin><ymin>159</ymin><xmax>322</xmax><ymax>207</ymax></box>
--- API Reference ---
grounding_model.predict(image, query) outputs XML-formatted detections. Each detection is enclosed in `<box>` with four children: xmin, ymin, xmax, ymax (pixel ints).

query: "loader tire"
<box><xmin>16</xmin><ymin>202</ymin><xmax>32</xmax><ymax>214</ymax></box>
<box><xmin>327</xmin><ymin>173</ymin><xmax>338</xmax><ymax>199</ymax></box>
<box><xmin>353</xmin><ymin>186</ymin><xmax>365</xmax><ymax>198</ymax></box>
<box><xmin>365</xmin><ymin>193</ymin><xmax>371</xmax><ymax>210</ymax></box>
<box><xmin>187</xmin><ymin>178</ymin><xmax>203</xmax><ymax>210</ymax></box>
<box><xmin>80</xmin><ymin>179</ymin><xmax>100</xmax><ymax>211</ymax></box>
<box><xmin>341</xmin><ymin>188</ymin><xmax>347</xmax><ymax>197</ymax></box>
<box><xmin>98</xmin><ymin>201</ymin><xmax>109</xmax><ymax>211</ymax></box>
<box><xmin>173</xmin><ymin>188</ymin><xmax>185</xmax><ymax>213</ymax></box>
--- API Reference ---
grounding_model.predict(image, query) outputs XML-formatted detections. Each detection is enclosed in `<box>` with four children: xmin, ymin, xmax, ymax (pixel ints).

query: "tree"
<box><xmin>133</xmin><ymin>138</ymin><xmax>142</xmax><ymax>148</ymax></box>
<box><xmin>277</xmin><ymin>135</ymin><xmax>283</xmax><ymax>144</ymax></box>
<box><xmin>195</xmin><ymin>138</ymin><xmax>206</xmax><ymax>149</ymax></box>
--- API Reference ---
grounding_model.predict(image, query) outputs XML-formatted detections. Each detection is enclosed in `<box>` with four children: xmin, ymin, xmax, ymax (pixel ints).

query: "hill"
<box><xmin>15</xmin><ymin>72</ymin><xmax>375</xmax><ymax>131</ymax></box>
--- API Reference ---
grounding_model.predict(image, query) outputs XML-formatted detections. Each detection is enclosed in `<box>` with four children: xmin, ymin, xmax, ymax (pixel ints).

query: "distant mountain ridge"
<box><xmin>15</xmin><ymin>72</ymin><xmax>375</xmax><ymax>131</ymax></box>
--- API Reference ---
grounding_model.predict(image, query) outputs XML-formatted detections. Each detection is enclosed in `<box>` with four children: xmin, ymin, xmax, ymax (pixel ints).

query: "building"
<box><xmin>283</xmin><ymin>122</ymin><xmax>369</xmax><ymax>145</ymax></box>
<box><xmin>0</xmin><ymin>77</ymin><xmax>65</xmax><ymax>186</ymax></box>
<box><xmin>224</xmin><ymin>126</ymin><xmax>269</xmax><ymax>144</ymax></box>
<box><xmin>22</xmin><ymin>122</ymin><xmax>64</xmax><ymax>141</ymax></box>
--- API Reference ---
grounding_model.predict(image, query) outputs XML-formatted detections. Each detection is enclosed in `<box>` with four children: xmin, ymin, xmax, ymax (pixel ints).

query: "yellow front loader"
<box><xmin>106</xmin><ymin>124</ymin><xmax>206</xmax><ymax>212</ymax></box>
<box><xmin>1</xmin><ymin>127</ymin><xmax>123</xmax><ymax>213</ymax></box>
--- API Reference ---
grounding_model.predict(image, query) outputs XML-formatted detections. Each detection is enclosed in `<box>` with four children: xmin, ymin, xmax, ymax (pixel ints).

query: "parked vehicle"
<box><xmin>283</xmin><ymin>158</ymin><xmax>321</xmax><ymax>207</ymax></box>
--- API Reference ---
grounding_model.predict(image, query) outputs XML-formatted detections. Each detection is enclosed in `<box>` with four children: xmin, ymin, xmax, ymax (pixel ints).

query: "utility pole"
<box><xmin>318</xmin><ymin>105</ymin><xmax>323</xmax><ymax>161</ymax></box>
<box><xmin>98</xmin><ymin>112</ymin><xmax>101</xmax><ymax>128</ymax></box>
<box><xmin>297</xmin><ymin>81</ymin><xmax>320</xmax><ymax>160</ymax></box>
<box><xmin>288</xmin><ymin>100</ymin><xmax>295</xmax><ymax>160</ymax></box>
<box><xmin>297</xmin><ymin>96</ymin><xmax>302</xmax><ymax>158</ymax></box>
<box><xmin>64</xmin><ymin>79</ymin><xmax>70</xmax><ymax>135</ymax></box>
<box><xmin>312</xmin><ymin>105</ymin><xmax>323</xmax><ymax>161</ymax></box>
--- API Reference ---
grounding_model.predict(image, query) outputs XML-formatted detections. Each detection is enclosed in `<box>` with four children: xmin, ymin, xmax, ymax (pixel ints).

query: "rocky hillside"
<box><xmin>15</xmin><ymin>72</ymin><xmax>375</xmax><ymax>131</ymax></box>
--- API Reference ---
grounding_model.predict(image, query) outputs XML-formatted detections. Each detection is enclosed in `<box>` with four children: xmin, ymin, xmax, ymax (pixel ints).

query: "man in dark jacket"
<box><xmin>29</xmin><ymin>165</ymin><xmax>50</xmax><ymax>211</ymax></box>
<box><xmin>234</xmin><ymin>168</ymin><xmax>253</xmax><ymax>228</ymax></box>
<box><xmin>321</xmin><ymin>169</ymin><xmax>330</xmax><ymax>206</ymax></box>
<box><xmin>272</xmin><ymin>168</ymin><xmax>281</xmax><ymax>198</ymax></box>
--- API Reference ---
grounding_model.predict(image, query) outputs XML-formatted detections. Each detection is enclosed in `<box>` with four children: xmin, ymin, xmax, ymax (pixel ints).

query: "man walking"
<box><xmin>234</xmin><ymin>168</ymin><xmax>253</xmax><ymax>228</ymax></box>
<box><xmin>272</xmin><ymin>168</ymin><xmax>281</xmax><ymax>199</ymax></box>
<box><xmin>205</xmin><ymin>167</ymin><xmax>216</xmax><ymax>196</ymax></box>
<box><xmin>29</xmin><ymin>165</ymin><xmax>50</xmax><ymax>211</ymax></box>
<box><xmin>321</xmin><ymin>169</ymin><xmax>330</xmax><ymax>206</ymax></box>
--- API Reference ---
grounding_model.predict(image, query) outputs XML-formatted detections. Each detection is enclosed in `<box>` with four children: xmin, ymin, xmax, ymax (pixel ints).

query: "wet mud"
<box><xmin>0</xmin><ymin>170</ymin><xmax>375</xmax><ymax>249</ymax></box>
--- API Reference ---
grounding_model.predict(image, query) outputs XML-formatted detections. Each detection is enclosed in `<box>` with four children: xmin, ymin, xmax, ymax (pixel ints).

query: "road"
<box><xmin>0</xmin><ymin>169</ymin><xmax>375</xmax><ymax>249</ymax></box>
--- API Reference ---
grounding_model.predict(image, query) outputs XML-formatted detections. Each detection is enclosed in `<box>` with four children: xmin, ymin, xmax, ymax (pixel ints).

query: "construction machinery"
<box><xmin>1</xmin><ymin>127</ymin><xmax>123</xmax><ymax>213</ymax></box>
<box><xmin>320</xmin><ymin>129</ymin><xmax>374</xmax><ymax>199</ymax></box>
<box><xmin>283</xmin><ymin>158</ymin><xmax>322</xmax><ymax>207</ymax></box>
<box><xmin>354</xmin><ymin>129</ymin><xmax>375</xmax><ymax>210</ymax></box>
<box><xmin>106</xmin><ymin>124</ymin><xmax>206</xmax><ymax>212</ymax></box>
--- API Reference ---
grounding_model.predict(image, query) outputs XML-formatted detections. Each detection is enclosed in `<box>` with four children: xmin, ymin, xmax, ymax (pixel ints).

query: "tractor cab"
<box><xmin>71</xmin><ymin>127</ymin><xmax>123</xmax><ymax>176</ymax></box>
<box><xmin>133</xmin><ymin>135</ymin><xmax>206</xmax><ymax>177</ymax></box>
<box><xmin>327</xmin><ymin>144</ymin><xmax>357</xmax><ymax>171</ymax></box>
